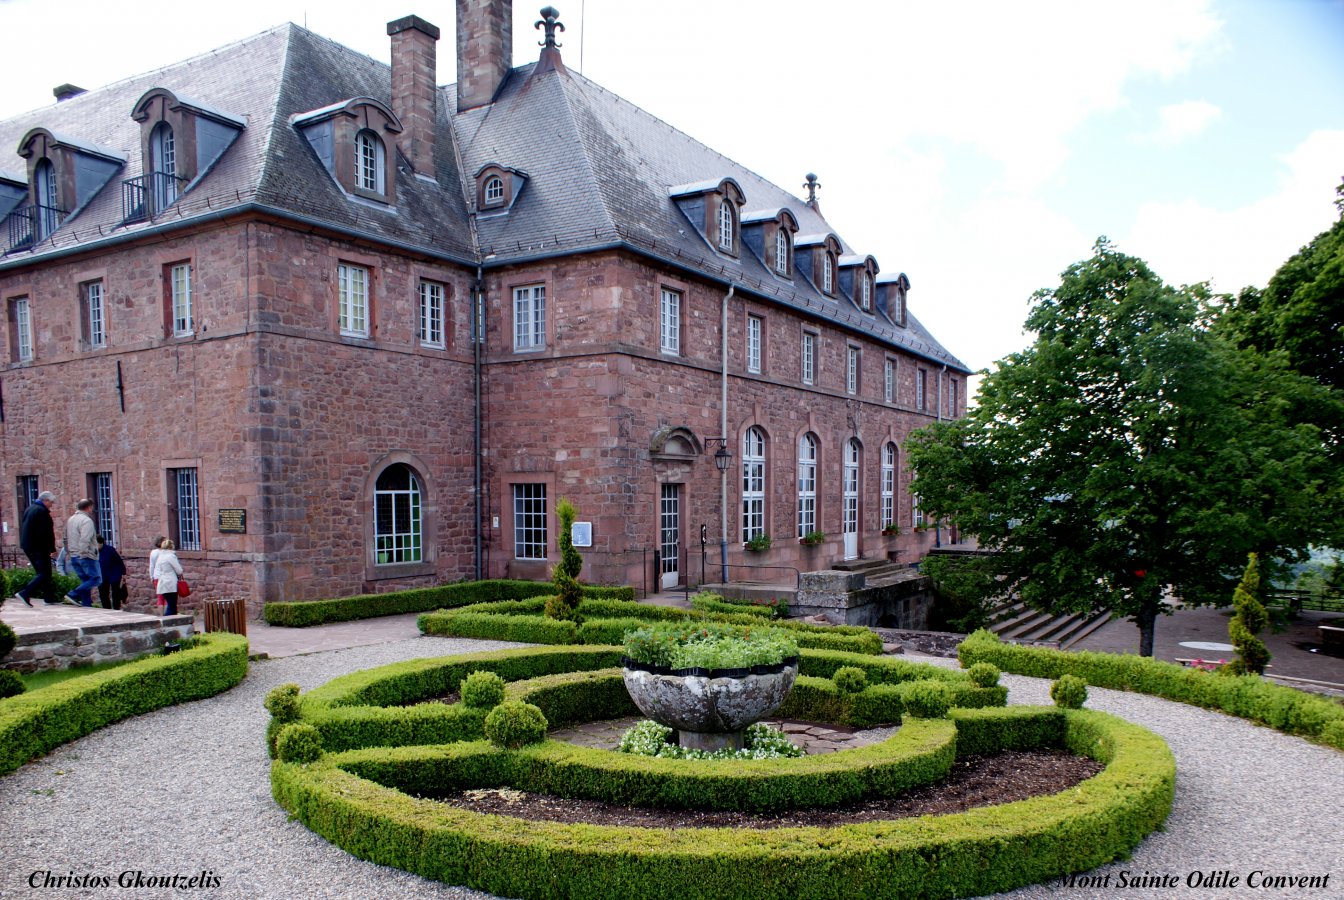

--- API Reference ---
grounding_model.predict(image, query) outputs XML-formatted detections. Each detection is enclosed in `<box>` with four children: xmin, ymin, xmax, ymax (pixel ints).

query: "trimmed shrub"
<box><xmin>0</xmin><ymin>669</ymin><xmax>25</xmax><ymax>699</ymax></box>
<box><xmin>959</xmin><ymin>629</ymin><xmax>1344</xmax><ymax>748</ymax></box>
<box><xmin>966</xmin><ymin>662</ymin><xmax>1001</xmax><ymax>688</ymax></box>
<box><xmin>484</xmin><ymin>700</ymin><xmax>548</xmax><ymax>749</ymax></box>
<box><xmin>276</xmin><ymin>723</ymin><xmax>324</xmax><ymax>763</ymax></box>
<box><xmin>265</xmin><ymin>683</ymin><xmax>301</xmax><ymax>722</ymax></box>
<box><xmin>0</xmin><ymin>621</ymin><xmax>16</xmax><ymax>659</ymax></box>
<box><xmin>460</xmin><ymin>671</ymin><xmax>507</xmax><ymax>710</ymax></box>
<box><xmin>1228</xmin><ymin>553</ymin><xmax>1270</xmax><ymax>676</ymax></box>
<box><xmin>1051</xmin><ymin>674</ymin><xmax>1088</xmax><ymax>709</ymax></box>
<box><xmin>688</xmin><ymin>592</ymin><xmax>787</xmax><ymax>619</ymax></box>
<box><xmin>423</xmin><ymin>611</ymin><xmax>578</xmax><ymax>644</ymax></box>
<box><xmin>832</xmin><ymin>666</ymin><xmax>869</xmax><ymax>694</ymax></box>
<box><xmin>0</xmin><ymin>633</ymin><xmax>247</xmax><ymax>775</ymax></box>
<box><xmin>1323</xmin><ymin>720</ymin><xmax>1344</xmax><ymax>750</ymax></box>
<box><xmin>900</xmin><ymin>681</ymin><xmax>952</xmax><ymax>718</ymax></box>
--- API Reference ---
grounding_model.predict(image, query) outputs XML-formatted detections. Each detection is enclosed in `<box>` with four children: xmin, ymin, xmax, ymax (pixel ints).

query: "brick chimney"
<box><xmin>456</xmin><ymin>0</ymin><xmax>513</xmax><ymax>112</ymax></box>
<box><xmin>387</xmin><ymin>15</ymin><xmax>440</xmax><ymax>175</ymax></box>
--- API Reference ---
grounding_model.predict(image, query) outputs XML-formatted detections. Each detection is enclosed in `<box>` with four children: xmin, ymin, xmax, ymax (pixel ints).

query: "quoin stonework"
<box><xmin>0</xmin><ymin>2</ymin><xmax>969</xmax><ymax>613</ymax></box>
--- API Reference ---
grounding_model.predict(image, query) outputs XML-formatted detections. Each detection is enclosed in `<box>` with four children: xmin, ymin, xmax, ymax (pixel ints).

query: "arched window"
<box><xmin>741</xmin><ymin>427</ymin><xmax>766</xmax><ymax>542</ymax></box>
<box><xmin>355</xmin><ymin>129</ymin><xmax>385</xmax><ymax>194</ymax></box>
<box><xmin>717</xmin><ymin>198</ymin><xmax>736</xmax><ymax>251</ymax></box>
<box><xmin>33</xmin><ymin>159</ymin><xmax>58</xmax><ymax>238</ymax></box>
<box><xmin>861</xmin><ymin>273</ymin><xmax>872</xmax><ymax>311</ymax></box>
<box><xmin>823</xmin><ymin>253</ymin><xmax>835</xmax><ymax>294</ymax></box>
<box><xmin>774</xmin><ymin>228</ymin><xmax>790</xmax><ymax>276</ymax></box>
<box><xmin>881</xmin><ymin>442</ymin><xmax>897</xmax><ymax>529</ymax></box>
<box><xmin>484</xmin><ymin>175</ymin><xmax>505</xmax><ymax>206</ymax></box>
<box><xmin>797</xmin><ymin>433</ymin><xmax>818</xmax><ymax>537</ymax></box>
<box><xmin>150</xmin><ymin>122</ymin><xmax>178</xmax><ymax>211</ymax></box>
<box><xmin>374</xmin><ymin>464</ymin><xmax>422</xmax><ymax>564</ymax></box>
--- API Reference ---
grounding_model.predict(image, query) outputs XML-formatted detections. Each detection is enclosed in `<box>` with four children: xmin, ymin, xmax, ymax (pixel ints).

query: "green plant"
<box><xmin>276</xmin><ymin>723</ymin><xmax>324</xmax><ymax>763</ymax></box>
<box><xmin>617</xmin><ymin>720</ymin><xmax>805</xmax><ymax>760</ymax></box>
<box><xmin>1228</xmin><ymin>553</ymin><xmax>1271</xmax><ymax>676</ymax></box>
<box><xmin>800</xmin><ymin>530</ymin><xmax>825</xmax><ymax>546</ymax></box>
<box><xmin>900</xmin><ymin>681</ymin><xmax>951</xmax><ymax>718</ymax></box>
<box><xmin>622</xmin><ymin>621</ymin><xmax>798</xmax><ymax>670</ymax></box>
<box><xmin>264</xmin><ymin>683</ymin><xmax>301</xmax><ymax>722</ymax></box>
<box><xmin>743</xmin><ymin>533</ymin><xmax>772</xmax><ymax>552</ymax></box>
<box><xmin>3</xmin><ymin>567</ymin><xmax>80</xmax><ymax>603</ymax></box>
<box><xmin>0</xmin><ymin>669</ymin><xmax>25</xmax><ymax>699</ymax></box>
<box><xmin>1051</xmin><ymin>674</ymin><xmax>1088</xmax><ymax>709</ymax></box>
<box><xmin>460</xmin><ymin>670</ymin><xmax>507</xmax><ymax>709</ymax></box>
<box><xmin>547</xmin><ymin>499</ymin><xmax>585</xmax><ymax>621</ymax></box>
<box><xmin>0</xmin><ymin>621</ymin><xmax>16</xmax><ymax>659</ymax></box>
<box><xmin>966</xmin><ymin>662</ymin><xmax>1001</xmax><ymax>688</ymax></box>
<box><xmin>484</xmin><ymin>700</ymin><xmax>548</xmax><ymax>748</ymax></box>
<box><xmin>832</xmin><ymin>666</ymin><xmax>869</xmax><ymax>694</ymax></box>
<box><xmin>881</xmin><ymin>522</ymin><xmax>900</xmax><ymax>535</ymax></box>
<box><xmin>1323</xmin><ymin>720</ymin><xmax>1344</xmax><ymax>750</ymax></box>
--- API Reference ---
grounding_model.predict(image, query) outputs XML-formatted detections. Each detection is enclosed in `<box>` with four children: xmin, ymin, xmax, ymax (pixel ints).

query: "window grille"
<box><xmin>419</xmin><ymin>281</ymin><xmax>445</xmax><ymax>347</ymax></box>
<box><xmin>881</xmin><ymin>444</ymin><xmax>896</xmax><ymax>528</ymax></box>
<box><xmin>484</xmin><ymin>175</ymin><xmax>505</xmax><ymax>205</ymax></box>
<box><xmin>717</xmin><ymin>200</ymin><xmax>734</xmax><ymax>251</ymax></box>
<box><xmin>374</xmin><ymin>465</ymin><xmax>423</xmax><ymax>564</ymax></box>
<box><xmin>660</xmin><ymin>288</ymin><xmax>680</xmax><ymax>354</ymax></box>
<box><xmin>774</xmin><ymin>228</ymin><xmax>789</xmax><ymax>275</ymax></box>
<box><xmin>513</xmin><ymin>285</ymin><xmax>546</xmax><ymax>350</ymax></box>
<box><xmin>85</xmin><ymin>281</ymin><xmax>106</xmax><ymax>348</ymax></box>
<box><xmin>747</xmin><ymin>316</ymin><xmax>762</xmax><ymax>374</ymax></box>
<box><xmin>513</xmin><ymin>484</ymin><xmax>548</xmax><ymax>559</ymax></box>
<box><xmin>168</xmin><ymin>467</ymin><xmax>200</xmax><ymax>551</ymax></box>
<box><xmin>741</xmin><ymin>427</ymin><xmax>766</xmax><ymax>542</ymax></box>
<box><xmin>797</xmin><ymin>433</ymin><xmax>817</xmax><ymax>537</ymax></box>
<box><xmin>339</xmin><ymin>264</ymin><xmax>369</xmax><ymax>337</ymax></box>
<box><xmin>802</xmin><ymin>332</ymin><xmax>816</xmax><ymax>385</ymax></box>
<box><xmin>89</xmin><ymin>472</ymin><xmax>117</xmax><ymax>545</ymax></box>
<box><xmin>355</xmin><ymin>130</ymin><xmax>384</xmax><ymax>193</ymax></box>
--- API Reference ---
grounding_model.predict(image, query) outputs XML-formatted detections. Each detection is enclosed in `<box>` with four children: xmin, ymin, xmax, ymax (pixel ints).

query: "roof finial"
<box><xmin>536</xmin><ymin>7</ymin><xmax>564</xmax><ymax>49</ymax></box>
<box><xmin>803</xmin><ymin>172</ymin><xmax>821</xmax><ymax>210</ymax></box>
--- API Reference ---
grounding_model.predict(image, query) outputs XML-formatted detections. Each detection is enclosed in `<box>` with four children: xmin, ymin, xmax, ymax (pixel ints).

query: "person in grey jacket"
<box><xmin>64</xmin><ymin>499</ymin><xmax>102</xmax><ymax>607</ymax></box>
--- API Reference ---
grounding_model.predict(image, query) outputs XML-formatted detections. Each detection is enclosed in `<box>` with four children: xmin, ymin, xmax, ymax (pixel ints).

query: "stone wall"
<box><xmin>794</xmin><ymin>568</ymin><xmax>935</xmax><ymax>628</ymax></box>
<box><xmin>2</xmin><ymin>615</ymin><xmax>194</xmax><ymax>674</ymax></box>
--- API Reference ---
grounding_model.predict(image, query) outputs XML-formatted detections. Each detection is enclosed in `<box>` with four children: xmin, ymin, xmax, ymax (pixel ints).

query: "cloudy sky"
<box><xmin>2</xmin><ymin>0</ymin><xmax>1341</xmax><ymax>384</ymax></box>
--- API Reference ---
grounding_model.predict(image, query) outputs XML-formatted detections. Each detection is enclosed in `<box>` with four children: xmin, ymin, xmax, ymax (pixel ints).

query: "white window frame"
<box><xmin>717</xmin><ymin>199</ymin><xmax>735</xmax><ymax>251</ymax></box>
<box><xmin>150</xmin><ymin>123</ymin><xmax>178</xmax><ymax>210</ymax></box>
<box><xmin>861</xmin><ymin>273</ymin><xmax>872</xmax><ymax>311</ymax></box>
<box><xmin>916</xmin><ymin>368</ymin><xmax>927</xmax><ymax>411</ymax></box>
<box><xmin>797</xmin><ymin>433</ymin><xmax>817</xmax><ymax>538</ymax></box>
<box><xmin>512</xmin><ymin>483</ymin><xmax>548</xmax><ymax>560</ymax></box>
<box><xmin>912</xmin><ymin>492</ymin><xmax>925</xmax><ymax>528</ymax></box>
<box><xmin>14</xmin><ymin>297</ymin><xmax>32</xmax><ymax>362</ymax></box>
<box><xmin>85</xmin><ymin>280</ymin><xmax>106</xmax><ymax>349</ymax></box>
<box><xmin>660</xmin><ymin>288</ymin><xmax>680</xmax><ymax>355</ymax></box>
<box><xmin>34</xmin><ymin>159</ymin><xmax>59</xmax><ymax>238</ymax></box>
<box><xmin>374</xmin><ymin>465</ymin><xmax>423</xmax><ymax>564</ymax></box>
<box><xmin>884</xmin><ymin>358</ymin><xmax>895</xmax><ymax>404</ymax></box>
<box><xmin>746</xmin><ymin>315</ymin><xmax>762</xmax><ymax>374</ymax></box>
<box><xmin>801</xmin><ymin>331</ymin><xmax>816</xmax><ymax>386</ymax></box>
<box><xmin>169</xmin><ymin>263</ymin><xmax>193</xmax><ymax>337</ymax></box>
<box><xmin>881</xmin><ymin>443</ymin><xmax>896</xmax><ymax>529</ymax></box>
<box><xmin>774</xmin><ymin>228</ymin><xmax>790</xmax><ymax>276</ymax></box>
<box><xmin>823</xmin><ymin>253</ymin><xmax>834</xmax><ymax>294</ymax></box>
<box><xmin>513</xmin><ymin>284</ymin><xmax>546</xmax><ymax>351</ymax></box>
<box><xmin>338</xmin><ymin>263</ymin><xmax>369</xmax><ymax>338</ymax></box>
<box><xmin>847</xmin><ymin>346</ymin><xmax>859</xmax><ymax>395</ymax></box>
<box><xmin>419</xmin><ymin>280</ymin><xmax>445</xmax><ymax>348</ymax></box>
<box><xmin>741</xmin><ymin>427</ymin><xmax>766</xmax><ymax>543</ymax></box>
<box><xmin>355</xmin><ymin>130</ymin><xmax>385</xmax><ymax>195</ymax></box>
<box><xmin>483</xmin><ymin>175</ymin><xmax>505</xmax><ymax>206</ymax></box>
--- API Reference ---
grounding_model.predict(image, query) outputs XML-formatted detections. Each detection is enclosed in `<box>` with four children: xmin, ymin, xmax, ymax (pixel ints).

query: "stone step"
<box><xmin>830</xmin><ymin>558</ymin><xmax>898</xmax><ymax>575</ymax></box>
<box><xmin>1059</xmin><ymin>611</ymin><xmax>1113</xmax><ymax>649</ymax></box>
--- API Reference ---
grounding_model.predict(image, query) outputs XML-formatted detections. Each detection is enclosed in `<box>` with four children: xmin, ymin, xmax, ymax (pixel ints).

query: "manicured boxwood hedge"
<box><xmin>958</xmin><ymin>629</ymin><xmax>1344</xmax><ymax>750</ymax></box>
<box><xmin>270</xmin><ymin>693</ymin><xmax>1175</xmax><ymax>900</ymax></box>
<box><xmin>263</xmin><ymin>580</ymin><xmax>636</xmax><ymax>627</ymax></box>
<box><xmin>419</xmin><ymin>597</ymin><xmax>884</xmax><ymax>655</ymax></box>
<box><xmin>2</xmin><ymin>566</ymin><xmax>80</xmax><ymax>602</ymax></box>
<box><xmin>0</xmin><ymin>633</ymin><xmax>248</xmax><ymax>775</ymax></box>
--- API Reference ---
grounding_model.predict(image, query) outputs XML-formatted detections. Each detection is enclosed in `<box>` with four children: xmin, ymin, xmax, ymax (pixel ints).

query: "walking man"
<box><xmin>65</xmin><ymin>499</ymin><xmax>102</xmax><ymax>607</ymax></box>
<box><xmin>13</xmin><ymin>490</ymin><xmax>58</xmax><ymax>606</ymax></box>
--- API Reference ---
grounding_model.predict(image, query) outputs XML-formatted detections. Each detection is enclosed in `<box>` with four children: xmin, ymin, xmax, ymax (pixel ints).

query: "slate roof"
<box><xmin>0</xmin><ymin>22</ymin><xmax>968</xmax><ymax>372</ymax></box>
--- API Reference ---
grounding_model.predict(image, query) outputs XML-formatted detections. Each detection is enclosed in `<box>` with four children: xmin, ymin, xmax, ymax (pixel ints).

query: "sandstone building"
<box><xmin>0</xmin><ymin>2</ymin><xmax>969</xmax><ymax>610</ymax></box>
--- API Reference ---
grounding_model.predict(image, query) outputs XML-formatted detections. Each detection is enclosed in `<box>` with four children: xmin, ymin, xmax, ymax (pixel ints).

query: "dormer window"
<box><xmin>33</xmin><ymin>159</ymin><xmax>59</xmax><ymax>239</ymax></box>
<box><xmin>473</xmin><ymin>163</ymin><xmax>527</xmax><ymax>213</ymax></box>
<box><xmin>149</xmin><ymin>123</ymin><xmax>178</xmax><ymax>210</ymax></box>
<box><xmin>127</xmin><ymin>87</ymin><xmax>244</xmax><ymax>223</ymax></box>
<box><xmin>774</xmin><ymin>228</ymin><xmax>790</xmax><ymax>276</ymax></box>
<box><xmin>861</xmin><ymin>273</ymin><xmax>872</xmax><ymax>311</ymax></box>
<box><xmin>484</xmin><ymin>175</ymin><xmax>505</xmax><ymax>206</ymax></box>
<box><xmin>669</xmin><ymin>177</ymin><xmax>745</xmax><ymax>258</ymax></box>
<box><xmin>717</xmin><ymin>199</ymin><xmax>735</xmax><ymax>251</ymax></box>
<box><xmin>13</xmin><ymin>127</ymin><xmax>125</xmax><ymax>248</ymax></box>
<box><xmin>355</xmin><ymin>129</ymin><xmax>385</xmax><ymax>194</ymax></box>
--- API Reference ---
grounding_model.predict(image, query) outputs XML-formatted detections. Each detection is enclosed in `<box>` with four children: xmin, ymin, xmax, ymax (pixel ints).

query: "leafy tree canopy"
<box><xmin>908</xmin><ymin>239</ymin><xmax>1340</xmax><ymax>655</ymax></box>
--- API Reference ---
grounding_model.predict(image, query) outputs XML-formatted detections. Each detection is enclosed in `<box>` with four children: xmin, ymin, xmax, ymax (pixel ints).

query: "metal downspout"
<box><xmin>473</xmin><ymin>267</ymin><xmax>484</xmax><ymax>580</ymax></box>
<box><xmin>720</xmin><ymin>284</ymin><xmax>734</xmax><ymax>584</ymax></box>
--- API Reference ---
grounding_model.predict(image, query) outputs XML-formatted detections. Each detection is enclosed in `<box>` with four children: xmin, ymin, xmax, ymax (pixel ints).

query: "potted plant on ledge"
<box><xmin>881</xmin><ymin>522</ymin><xmax>901</xmax><ymax>537</ymax></box>
<box><xmin>744</xmin><ymin>533</ymin><xmax>772</xmax><ymax>553</ymax></box>
<box><xmin>799</xmin><ymin>530</ymin><xmax>825</xmax><ymax>546</ymax></box>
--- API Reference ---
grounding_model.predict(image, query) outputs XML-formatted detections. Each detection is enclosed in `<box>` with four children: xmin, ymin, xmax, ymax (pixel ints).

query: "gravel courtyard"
<box><xmin>1</xmin><ymin>637</ymin><xmax>1340</xmax><ymax>899</ymax></box>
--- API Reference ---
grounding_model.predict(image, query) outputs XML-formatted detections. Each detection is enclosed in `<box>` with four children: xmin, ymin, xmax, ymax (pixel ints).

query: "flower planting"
<box><xmin>618</xmin><ymin>719</ymin><xmax>805</xmax><ymax>760</ymax></box>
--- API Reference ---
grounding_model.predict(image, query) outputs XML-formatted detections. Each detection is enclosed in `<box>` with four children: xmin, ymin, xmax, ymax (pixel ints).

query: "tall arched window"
<box><xmin>881</xmin><ymin>442</ymin><xmax>897</xmax><ymax>529</ymax></box>
<box><xmin>717</xmin><ymin>198</ymin><xmax>736</xmax><ymax>251</ymax></box>
<box><xmin>374</xmin><ymin>464</ymin><xmax>422</xmax><ymax>564</ymax></box>
<box><xmin>355</xmin><ymin>129</ymin><xmax>385</xmax><ymax>195</ymax></box>
<box><xmin>823</xmin><ymin>253</ymin><xmax>835</xmax><ymax>294</ymax></box>
<box><xmin>33</xmin><ymin>159</ymin><xmax>58</xmax><ymax>238</ymax></box>
<box><xmin>797</xmin><ymin>433</ymin><xmax>818</xmax><ymax>537</ymax></box>
<box><xmin>150</xmin><ymin>122</ymin><xmax>178</xmax><ymax>211</ymax></box>
<box><xmin>774</xmin><ymin>228</ymin><xmax>790</xmax><ymax>276</ymax></box>
<box><xmin>861</xmin><ymin>273</ymin><xmax>872</xmax><ymax>311</ymax></box>
<box><xmin>741</xmin><ymin>427</ymin><xmax>766</xmax><ymax>542</ymax></box>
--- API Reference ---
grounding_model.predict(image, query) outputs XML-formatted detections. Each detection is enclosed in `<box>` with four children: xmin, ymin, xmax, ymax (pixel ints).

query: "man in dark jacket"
<box><xmin>14</xmin><ymin>490</ymin><xmax>58</xmax><ymax>606</ymax></box>
<box><xmin>97</xmin><ymin>536</ymin><xmax>127</xmax><ymax>610</ymax></box>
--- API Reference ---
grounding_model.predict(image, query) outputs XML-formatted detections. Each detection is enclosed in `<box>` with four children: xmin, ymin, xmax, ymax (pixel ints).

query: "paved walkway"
<box><xmin>244</xmin><ymin>612</ymin><xmax>424</xmax><ymax>658</ymax></box>
<box><xmin>0</xmin><ymin>597</ymin><xmax>191</xmax><ymax>635</ymax></box>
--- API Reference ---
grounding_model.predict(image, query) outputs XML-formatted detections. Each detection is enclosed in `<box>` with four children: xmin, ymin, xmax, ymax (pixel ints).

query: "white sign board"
<box><xmin>571</xmin><ymin>522</ymin><xmax>593</xmax><ymax>548</ymax></box>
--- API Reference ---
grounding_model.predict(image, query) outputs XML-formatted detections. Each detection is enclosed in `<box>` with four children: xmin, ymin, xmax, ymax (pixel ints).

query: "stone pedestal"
<box><xmin>622</xmin><ymin>664</ymin><xmax>798</xmax><ymax>750</ymax></box>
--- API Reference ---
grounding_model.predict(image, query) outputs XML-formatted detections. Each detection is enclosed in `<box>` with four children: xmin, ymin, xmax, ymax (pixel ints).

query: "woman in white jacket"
<box><xmin>154</xmin><ymin>539</ymin><xmax>184</xmax><ymax>616</ymax></box>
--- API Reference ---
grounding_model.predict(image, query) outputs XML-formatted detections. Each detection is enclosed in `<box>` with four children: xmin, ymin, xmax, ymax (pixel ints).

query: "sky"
<box><xmin>1</xmin><ymin>0</ymin><xmax>1341</xmax><ymax>389</ymax></box>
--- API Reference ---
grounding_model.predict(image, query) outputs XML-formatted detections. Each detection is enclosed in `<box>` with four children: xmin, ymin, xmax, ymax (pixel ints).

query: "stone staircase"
<box><xmin>831</xmin><ymin>557</ymin><xmax>915</xmax><ymax>590</ymax></box>
<box><xmin>985</xmin><ymin>598</ymin><xmax>1111</xmax><ymax>649</ymax></box>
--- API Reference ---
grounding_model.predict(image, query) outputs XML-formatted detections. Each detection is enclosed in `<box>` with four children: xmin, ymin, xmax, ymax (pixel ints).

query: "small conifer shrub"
<box><xmin>276</xmin><ymin>723</ymin><xmax>324</xmax><ymax>763</ymax></box>
<box><xmin>461</xmin><ymin>670</ymin><xmax>507</xmax><ymax>709</ymax></box>
<box><xmin>1228</xmin><ymin>553</ymin><xmax>1271</xmax><ymax>676</ymax></box>
<box><xmin>484</xmin><ymin>700</ymin><xmax>549</xmax><ymax>749</ymax></box>
<box><xmin>832</xmin><ymin>666</ymin><xmax>869</xmax><ymax>694</ymax></box>
<box><xmin>1051</xmin><ymin>674</ymin><xmax>1088</xmax><ymax>709</ymax></box>
<box><xmin>967</xmin><ymin>662</ymin><xmax>1001</xmax><ymax>688</ymax></box>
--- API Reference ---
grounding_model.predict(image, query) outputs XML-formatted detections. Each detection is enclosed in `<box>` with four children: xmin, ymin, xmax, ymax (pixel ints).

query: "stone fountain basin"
<box><xmin>621</xmin><ymin>659</ymin><xmax>799</xmax><ymax>735</ymax></box>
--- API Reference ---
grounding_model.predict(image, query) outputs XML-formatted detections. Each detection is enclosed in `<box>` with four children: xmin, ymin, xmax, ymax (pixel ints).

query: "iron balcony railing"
<box><xmin>121</xmin><ymin>171</ymin><xmax>188</xmax><ymax>223</ymax></box>
<box><xmin>3</xmin><ymin>203</ymin><xmax>65</xmax><ymax>253</ymax></box>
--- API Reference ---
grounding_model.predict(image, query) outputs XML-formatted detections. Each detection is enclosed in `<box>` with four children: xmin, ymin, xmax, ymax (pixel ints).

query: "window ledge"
<box><xmin>365</xmin><ymin>560</ymin><xmax>435</xmax><ymax>581</ymax></box>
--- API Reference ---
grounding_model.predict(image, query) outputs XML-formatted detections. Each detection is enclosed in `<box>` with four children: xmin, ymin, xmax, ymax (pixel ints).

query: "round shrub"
<box><xmin>832</xmin><ymin>666</ymin><xmax>869</xmax><ymax>694</ymax></box>
<box><xmin>275</xmin><ymin>723</ymin><xmax>324</xmax><ymax>763</ymax></box>
<box><xmin>0</xmin><ymin>622</ymin><xmax>17</xmax><ymax>659</ymax></box>
<box><xmin>1051</xmin><ymin>674</ymin><xmax>1088</xmax><ymax>709</ymax></box>
<box><xmin>1320</xmin><ymin>719</ymin><xmax>1344</xmax><ymax>750</ymax></box>
<box><xmin>484</xmin><ymin>700</ymin><xmax>549</xmax><ymax>749</ymax></box>
<box><xmin>967</xmin><ymin>662</ymin><xmax>1001</xmax><ymax>688</ymax></box>
<box><xmin>264</xmin><ymin>683</ymin><xmax>301</xmax><ymax>723</ymax></box>
<box><xmin>901</xmin><ymin>681</ymin><xmax>952</xmax><ymax>718</ymax></box>
<box><xmin>0</xmin><ymin>669</ymin><xmax>25</xmax><ymax>699</ymax></box>
<box><xmin>461</xmin><ymin>670</ymin><xmax>507</xmax><ymax>710</ymax></box>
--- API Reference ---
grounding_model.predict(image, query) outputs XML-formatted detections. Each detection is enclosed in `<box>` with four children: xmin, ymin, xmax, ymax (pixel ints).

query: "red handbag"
<box><xmin>177</xmin><ymin>579</ymin><xmax>192</xmax><ymax>599</ymax></box>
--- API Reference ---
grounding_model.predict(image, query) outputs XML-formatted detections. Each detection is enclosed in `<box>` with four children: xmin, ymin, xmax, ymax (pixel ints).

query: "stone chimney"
<box><xmin>387</xmin><ymin>15</ymin><xmax>440</xmax><ymax>175</ymax></box>
<box><xmin>457</xmin><ymin>0</ymin><xmax>513</xmax><ymax>112</ymax></box>
<box><xmin>53</xmin><ymin>84</ymin><xmax>86</xmax><ymax>102</ymax></box>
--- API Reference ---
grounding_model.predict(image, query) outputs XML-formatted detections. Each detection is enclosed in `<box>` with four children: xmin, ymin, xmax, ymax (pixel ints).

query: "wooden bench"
<box><xmin>1319</xmin><ymin>625</ymin><xmax>1344</xmax><ymax>648</ymax></box>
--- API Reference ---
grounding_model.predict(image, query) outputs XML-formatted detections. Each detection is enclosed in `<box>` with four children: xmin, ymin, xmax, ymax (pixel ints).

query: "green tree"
<box><xmin>545</xmin><ymin>497</ymin><xmax>583</xmax><ymax>621</ymax></box>
<box><xmin>1228</xmin><ymin>553</ymin><xmax>1270</xmax><ymax>676</ymax></box>
<box><xmin>907</xmin><ymin>239</ymin><xmax>1338</xmax><ymax>656</ymax></box>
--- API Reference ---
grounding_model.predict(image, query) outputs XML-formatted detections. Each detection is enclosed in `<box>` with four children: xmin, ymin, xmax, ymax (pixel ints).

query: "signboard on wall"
<box><xmin>572</xmin><ymin>522</ymin><xmax>593</xmax><ymax>548</ymax></box>
<box><xmin>218</xmin><ymin>509</ymin><xmax>247</xmax><ymax>533</ymax></box>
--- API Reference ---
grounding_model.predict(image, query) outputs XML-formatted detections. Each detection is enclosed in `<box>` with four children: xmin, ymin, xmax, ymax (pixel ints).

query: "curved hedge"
<box><xmin>264</xmin><ymin>580</ymin><xmax>636</xmax><ymax>627</ymax></box>
<box><xmin>958</xmin><ymin>630</ymin><xmax>1344</xmax><ymax>750</ymax></box>
<box><xmin>271</xmin><ymin>694</ymin><xmax>1174</xmax><ymax>899</ymax></box>
<box><xmin>1</xmin><ymin>633</ymin><xmax>249</xmax><ymax>775</ymax></box>
<box><xmin>419</xmin><ymin>597</ymin><xmax>884</xmax><ymax>656</ymax></box>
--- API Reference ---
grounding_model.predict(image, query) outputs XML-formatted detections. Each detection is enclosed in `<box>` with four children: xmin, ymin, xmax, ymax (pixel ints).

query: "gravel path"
<box><xmin>1</xmin><ymin>640</ymin><xmax>1341</xmax><ymax>899</ymax></box>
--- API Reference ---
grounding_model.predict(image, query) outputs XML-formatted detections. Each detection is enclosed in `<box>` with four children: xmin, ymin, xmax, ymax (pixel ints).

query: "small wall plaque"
<box><xmin>218</xmin><ymin>509</ymin><xmax>247</xmax><ymax>534</ymax></box>
<box><xmin>572</xmin><ymin>521</ymin><xmax>592</xmax><ymax>548</ymax></box>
